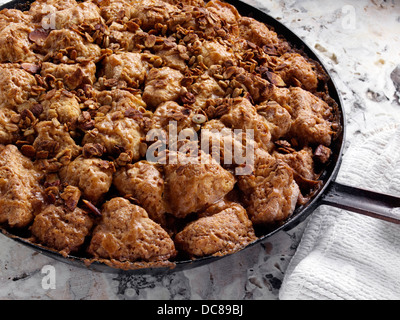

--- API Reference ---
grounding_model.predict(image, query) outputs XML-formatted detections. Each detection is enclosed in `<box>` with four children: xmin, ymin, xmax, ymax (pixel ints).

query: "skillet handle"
<box><xmin>320</xmin><ymin>181</ymin><xmax>400</xmax><ymax>224</ymax></box>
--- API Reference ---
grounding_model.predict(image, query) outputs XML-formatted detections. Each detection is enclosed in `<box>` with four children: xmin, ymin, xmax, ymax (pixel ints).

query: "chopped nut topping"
<box><xmin>83</xmin><ymin>143</ymin><xmax>105</xmax><ymax>158</ymax></box>
<box><xmin>28</xmin><ymin>28</ymin><xmax>49</xmax><ymax>46</ymax></box>
<box><xmin>82</xmin><ymin>199</ymin><xmax>102</xmax><ymax>217</ymax></box>
<box><xmin>0</xmin><ymin>0</ymin><xmax>339</xmax><ymax>268</ymax></box>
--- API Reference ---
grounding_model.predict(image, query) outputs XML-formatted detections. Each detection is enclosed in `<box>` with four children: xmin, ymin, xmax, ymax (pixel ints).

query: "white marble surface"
<box><xmin>0</xmin><ymin>0</ymin><xmax>399</xmax><ymax>300</ymax></box>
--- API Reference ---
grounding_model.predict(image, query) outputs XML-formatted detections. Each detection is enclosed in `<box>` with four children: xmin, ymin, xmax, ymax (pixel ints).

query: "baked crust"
<box><xmin>0</xmin><ymin>0</ymin><xmax>339</xmax><ymax>266</ymax></box>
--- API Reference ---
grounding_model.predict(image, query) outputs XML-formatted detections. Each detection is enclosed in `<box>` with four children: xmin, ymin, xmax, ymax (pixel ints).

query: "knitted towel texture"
<box><xmin>279</xmin><ymin>123</ymin><xmax>400</xmax><ymax>300</ymax></box>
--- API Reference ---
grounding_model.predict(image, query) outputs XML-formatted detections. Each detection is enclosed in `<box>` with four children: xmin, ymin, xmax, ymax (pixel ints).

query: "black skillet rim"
<box><xmin>0</xmin><ymin>0</ymin><xmax>346</xmax><ymax>274</ymax></box>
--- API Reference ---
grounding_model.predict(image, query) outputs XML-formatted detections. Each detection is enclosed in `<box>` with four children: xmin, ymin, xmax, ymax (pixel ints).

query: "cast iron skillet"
<box><xmin>1</xmin><ymin>0</ymin><xmax>400</xmax><ymax>274</ymax></box>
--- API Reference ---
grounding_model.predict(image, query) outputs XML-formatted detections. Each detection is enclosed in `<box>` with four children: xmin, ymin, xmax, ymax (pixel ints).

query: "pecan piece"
<box><xmin>21</xmin><ymin>63</ymin><xmax>41</xmax><ymax>74</ymax></box>
<box><xmin>83</xmin><ymin>143</ymin><xmax>105</xmax><ymax>158</ymax></box>
<box><xmin>181</xmin><ymin>77</ymin><xmax>194</xmax><ymax>87</ymax></box>
<box><xmin>44</xmin><ymin>186</ymin><xmax>59</xmax><ymax>204</ymax></box>
<box><xmin>180</xmin><ymin>92</ymin><xmax>196</xmax><ymax>105</ymax></box>
<box><xmin>261</xmin><ymin>70</ymin><xmax>286</xmax><ymax>87</ymax></box>
<box><xmin>60</xmin><ymin>185</ymin><xmax>81</xmax><ymax>211</ymax></box>
<box><xmin>111</xmin><ymin>144</ymin><xmax>126</xmax><ymax>156</ymax></box>
<box><xmin>144</xmin><ymin>34</ymin><xmax>157</xmax><ymax>48</ymax></box>
<box><xmin>35</xmin><ymin>140</ymin><xmax>59</xmax><ymax>155</ymax></box>
<box><xmin>20</xmin><ymin>145</ymin><xmax>36</xmax><ymax>158</ymax></box>
<box><xmin>124</xmin><ymin>107</ymin><xmax>143</xmax><ymax>120</ymax></box>
<box><xmin>29</xmin><ymin>28</ymin><xmax>49</xmax><ymax>46</ymax></box>
<box><xmin>36</xmin><ymin>150</ymin><xmax>49</xmax><ymax>159</ymax></box>
<box><xmin>83</xmin><ymin>199</ymin><xmax>102</xmax><ymax>217</ymax></box>
<box><xmin>313</xmin><ymin>145</ymin><xmax>332</xmax><ymax>164</ymax></box>
<box><xmin>115</xmin><ymin>151</ymin><xmax>133</xmax><ymax>167</ymax></box>
<box><xmin>78</xmin><ymin>111</ymin><xmax>95</xmax><ymax>131</ymax></box>
<box><xmin>20</xmin><ymin>108</ymin><xmax>36</xmax><ymax>123</ymax></box>
<box><xmin>275</xmin><ymin>140</ymin><xmax>296</xmax><ymax>154</ymax></box>
<box><xmin>30</xmin><ymin>104</ymin><xmax>44</xmax><ymax>118</ymax></box>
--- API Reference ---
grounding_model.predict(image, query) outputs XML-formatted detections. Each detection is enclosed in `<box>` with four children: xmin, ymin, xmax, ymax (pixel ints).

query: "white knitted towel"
<box><xmin>279</xmin><ymin>123</ymin><xmax>400</xmax><ymax>300</ymax></box>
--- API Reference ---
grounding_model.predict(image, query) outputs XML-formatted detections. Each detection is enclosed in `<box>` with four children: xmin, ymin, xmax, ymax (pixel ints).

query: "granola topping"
<box><xmin>0</xmin><ymin>0</ymin><xmax>340</xmax><ymax>269</ymax></box>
